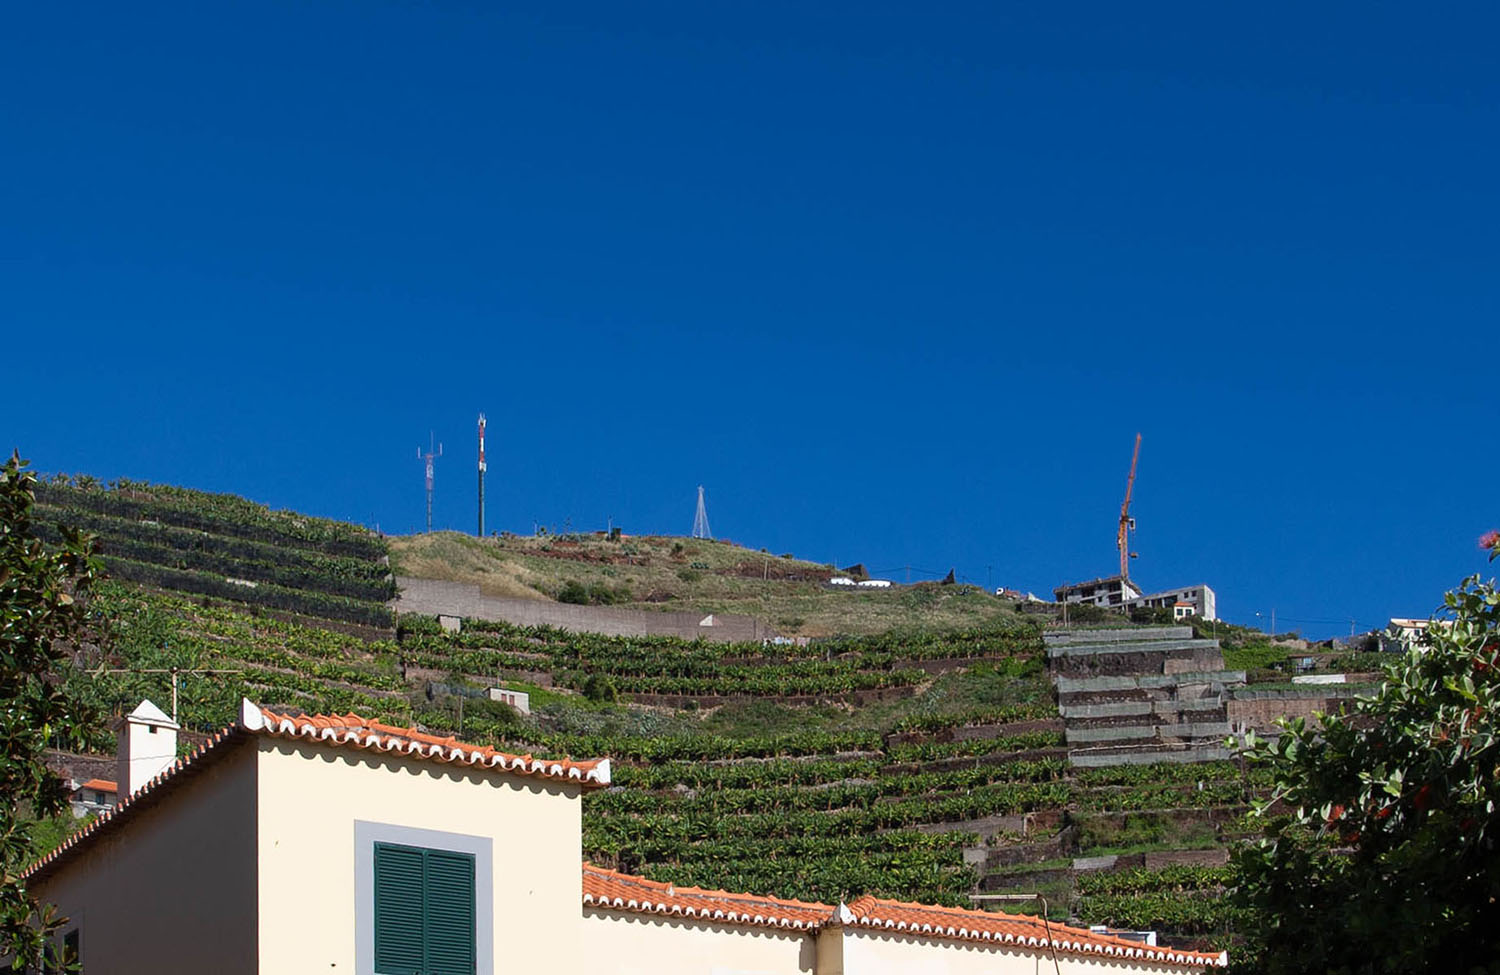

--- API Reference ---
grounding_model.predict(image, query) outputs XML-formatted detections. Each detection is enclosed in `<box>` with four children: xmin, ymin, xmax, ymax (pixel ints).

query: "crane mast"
<box><xmin>1117</xmin><ymin>433</ymin><xmax>1141</xmax><ymax>581</ymax></box>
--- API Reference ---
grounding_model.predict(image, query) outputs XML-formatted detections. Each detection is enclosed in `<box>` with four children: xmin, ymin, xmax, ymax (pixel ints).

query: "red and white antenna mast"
<box><xmin>477</xmin><ymin>413</ymin><xmax>487</xmax><ymax>537</ymax></box>
<box><xmin>418</xmin><ymin>433</ymin><xmax>442</xmax><ymax>533</ymax></box>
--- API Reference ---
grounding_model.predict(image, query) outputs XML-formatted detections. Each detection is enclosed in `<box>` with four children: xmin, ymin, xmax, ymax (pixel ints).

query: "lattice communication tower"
<box><xmin>692</xmin><ymin>485</ymin><xmax>712</xmax><ymax>540</ymax></box>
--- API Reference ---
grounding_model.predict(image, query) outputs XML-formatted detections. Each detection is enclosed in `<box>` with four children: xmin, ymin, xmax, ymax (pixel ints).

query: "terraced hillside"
<box><xmin>34</xmin><ymin>477</ymin><xmax>394</xmax><ymax>628</ymax></box>
<box><xmin>27</xmin><ymin>476</ymin><xmax>1325</xmax><ymax>951</ymax></box>
<box><xmin>60</xmin><ymin>578</ymin><xmax>1266</xmax><ymax>951</ymax></box>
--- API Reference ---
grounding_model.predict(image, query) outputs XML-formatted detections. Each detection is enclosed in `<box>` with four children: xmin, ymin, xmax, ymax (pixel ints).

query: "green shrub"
<box><xmin>583</xmin><ymin>674</ymin><xmax>618</xmax><ymax>704</ymax></box>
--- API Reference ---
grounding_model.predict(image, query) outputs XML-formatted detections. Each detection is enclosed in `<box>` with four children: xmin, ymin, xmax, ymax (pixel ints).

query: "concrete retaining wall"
<box><xmin>394</xmin><ymin>577</ymin><xmax>773</xmax><ymax>642</ymax></box>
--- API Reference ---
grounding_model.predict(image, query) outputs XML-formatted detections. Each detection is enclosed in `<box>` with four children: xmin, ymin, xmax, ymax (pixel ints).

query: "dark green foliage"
<box><xmin>33</xmin><ymin>479</ymin><xmax>392</xmax><ymax>627</ymax></box>
<box><xmin>582</xmin><ymin>674</ymin><xmax>618</xmax><ymax>704</ymax></box>
<box><xmin>559</xmin><ymin>580</ymin><xmax>630</xmax><ymax>606</ymax></box>
<box><xmin>1</xmin><ymin>455</ymin><xmax>98</xmax><ymax>970</ymax></box>
<box><xmin>1229</xmin><ymin>576</ymin><xmax>1500</xmax><ymax>974</ymax></box>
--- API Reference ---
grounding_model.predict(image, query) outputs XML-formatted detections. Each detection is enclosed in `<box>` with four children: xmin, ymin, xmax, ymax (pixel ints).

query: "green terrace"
<box><xmin>67</xmin><ymin>583</ymin><xmax>1271</xmax><ymax>943</ymax></box>
<box><xmin>35</xmin><ymin>477</ymin><xmax>394</xmax><ymax>627</ymax></box>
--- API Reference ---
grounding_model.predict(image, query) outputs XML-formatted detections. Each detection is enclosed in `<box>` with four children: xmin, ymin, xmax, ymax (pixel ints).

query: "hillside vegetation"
<box><xmin>35</xmin><ymin>476</ymin><xmax>394</xmax><ymax>628</ymax></box>
<box><xmin>391</xmin><ymin>531</ymin><xmax>1025</xmax><ymax>637</ymax></box>
<box><xmin>36</xmin><ymin>480</ymin><xmax>1268</xmax><ymax>950</ymax></box>
<box><xmin>61</xmin><ymin>579</ymin><xmax>1255</xmax><ymax>950</ymax></box>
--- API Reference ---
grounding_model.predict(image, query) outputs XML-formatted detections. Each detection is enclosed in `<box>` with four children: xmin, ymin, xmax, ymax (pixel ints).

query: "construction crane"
<box><xmin>1117</xmin><ymin>433</ymin><xmax>1142</xmax><ymax>582</ymax></box>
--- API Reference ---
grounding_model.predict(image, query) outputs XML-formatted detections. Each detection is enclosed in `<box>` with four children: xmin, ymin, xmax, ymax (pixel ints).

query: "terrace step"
<box><xmin>1046</xmin><ymin>638</ymin><xmax>1222</xmax><ymax>659</ymax></box>
<box><xmin>1068</xmin><ymin>745</ymin><xmax>1235</xmax><ymax>766</ymax></box>
<box><xmin>1044</xmin><ymin>627</ymin><xmax>1194</xmax><ymax>646</ymax></box>
<box><xmin>1065</xmin><ymin>721</ymin><xmax>1232</xmax><ymax>745</ymax></box>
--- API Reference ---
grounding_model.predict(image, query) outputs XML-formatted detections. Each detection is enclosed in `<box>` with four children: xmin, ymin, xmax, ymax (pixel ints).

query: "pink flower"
<box><xmin>1482</xmin><ymin>530</ymin><xmax>1500</xmax><ymax>552</ymax></box>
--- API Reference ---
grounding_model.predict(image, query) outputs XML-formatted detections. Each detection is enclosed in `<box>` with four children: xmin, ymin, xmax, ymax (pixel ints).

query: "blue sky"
<box><xmin>5</xmin><ymin>2</ymin><xmax>1496</xmax><ymax>638</ymax></box>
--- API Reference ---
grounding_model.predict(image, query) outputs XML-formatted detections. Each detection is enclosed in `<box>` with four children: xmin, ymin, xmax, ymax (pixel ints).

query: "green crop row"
<box><xmin>502</xmin><ymin>730</ymin><xmax>885</xmax><ymax>762</ymax></box>
<box><xmin>102</xmin><ymin>555</ymin><xmax>395</xmax><ymax>627</ymax></box>
<box><xmin>587</xmin><ymin>781</ymin><xmax>1074</xmax><ymax>842</ymax></box>
<box><xmin>891</xmin><ymin>704</ymin><xmax>1056</xmax><ymax>734</ymax></box>
<box><xmin>34</xmin><ymin>503</ymin><xmax>391</xmax><ymax>582</ymax></box>
<box><xmin>42</xmin><ymin>523</ymin><xmax>395</xmax><ymax>602</ymax></box>
<box><xmin>1074</xmin><ymin>865</ymin><xmax>1230</xmax><ymax>895</ymax></box>
<box><xmin>885</xmin><ymin>733</ymin><xmax>1066</xmax><ymax>762</ymax></box>
<box><xmin>37</xmin><ymin>479</ymin><xmax>385</xmax><ymax>559</ymax></box>
<box><xmin>1072</xmin><ymin>891</ymin><xmax>1243</xmax><ymax>935</ymax></box>
<box><xmin>640</xmin><ymin>851</ymin><xmax>977</xmax><ymax>908</ymax></box>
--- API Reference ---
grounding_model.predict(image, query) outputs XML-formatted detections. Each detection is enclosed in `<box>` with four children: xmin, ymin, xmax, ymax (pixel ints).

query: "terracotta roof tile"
<box><xmin>76</xmin><ymin>778</ymin><xmax>117</xmax><ymax>793</ymax></box>
<box><xmin>839</xmin><ymin>893</ymin><xmax>1225</xmax><ymax>968</ymax></box>
<box><xmin>582</xmin><ymin>863</ymin><xmax>829</xmax><ymax>930</ymax></box>
<box><xmin>25</xmin><ymin>701</ymin><xmax>607</xmax><ymax>883</ymax></box>
<box><xmin>582</xmin><ymin>865</ymin><xmax>1225</xmax><ymax>969</ymax></box>
<box><xmin>252</xmin><ymin>705</ymin><xmax>610</xmax><ymax>786</ymax></box>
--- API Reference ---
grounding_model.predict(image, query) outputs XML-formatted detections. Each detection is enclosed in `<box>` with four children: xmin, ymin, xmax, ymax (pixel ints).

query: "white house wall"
<box><xmin>31</xmin><ymin>742</ymin><xmax>259</xmax><ymax>975</ymax></box>
<box><xmin>254</xmin><ymin>737</ymin><xmax>587</xmax><ymax>975</ymax></box>
<box><xmin>582</xmin><ymin>909</ymin><xmax>816</xmax><ymax>975</ymax></box>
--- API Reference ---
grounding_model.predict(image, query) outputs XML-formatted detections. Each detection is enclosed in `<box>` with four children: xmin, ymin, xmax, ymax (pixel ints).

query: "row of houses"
<box><xmin>27</xmin><ymin>699</ymin><xmax>1226</xmax><ymax>973</ymax></box>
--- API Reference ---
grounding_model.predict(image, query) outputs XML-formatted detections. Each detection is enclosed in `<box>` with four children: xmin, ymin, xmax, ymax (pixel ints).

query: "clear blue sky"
<box><xmin>6</xmin><ymin>3</ymin><xmax>1496</xmax><ymax>638</ymax></box>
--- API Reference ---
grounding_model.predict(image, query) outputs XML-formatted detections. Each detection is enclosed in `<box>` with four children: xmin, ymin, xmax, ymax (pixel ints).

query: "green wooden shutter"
<box><xmin>423</xmin><ymin>849</ymin><xmax>476</xmax><ymax>975</ymax></box>
<box><xmin>374</xmin><ymin>844</ymin><xmax>427</xmax><ymax>975</ymax></box>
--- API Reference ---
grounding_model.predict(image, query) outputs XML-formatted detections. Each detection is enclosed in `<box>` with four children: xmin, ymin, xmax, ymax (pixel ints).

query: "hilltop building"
<box><xmin>25</xmin><ymin>699</ymin><xmax>1224</xmax><ymax>974</ymax></box>
<box><xmin>1054</xmin><ymin>577</ymin><xmax>1217</xmax><ymax>622</ymax></box>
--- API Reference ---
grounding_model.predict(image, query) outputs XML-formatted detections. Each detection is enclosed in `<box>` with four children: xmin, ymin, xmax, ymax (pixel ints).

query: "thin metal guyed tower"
<box><xmin>692</xmin><ymin>485</ymin><xmax>712</xmax><ymax>540</ymax></box>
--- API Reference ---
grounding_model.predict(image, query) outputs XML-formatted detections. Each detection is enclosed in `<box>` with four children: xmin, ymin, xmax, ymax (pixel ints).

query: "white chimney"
<box><xmin>115</xmin><ymin>699</ymin><xmax>179</xmax><ymax>800</ymax></box>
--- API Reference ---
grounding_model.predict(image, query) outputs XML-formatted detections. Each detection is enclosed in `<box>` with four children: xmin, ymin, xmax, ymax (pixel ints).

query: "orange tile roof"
<box><xmin>252</xmin><ymin>705</ymin><xmax>610</xmax><ymax>786</ymax></box>
<box><xmin>582</xmin><ymin>865</ymin><xmax>1225</xmax><ymax>969</ymax></box>
<box><xmin>76</xmin><ymin>778</ymin><xmax>117</xmax><ymax>793</ymax></box>
<box><xmin>582</xmin><ymin>863</ymin><xmax>829</xmax><ymax>930</ymax></box>
<box><xmin>839</xmin><ymin>893</ymin><xmax>1225</xmax><ymax>968</ymax></box>
<box><xmin>25</xmin><ymin>701</ymin><xmax>607</xmax><ymax>883</ymax></box>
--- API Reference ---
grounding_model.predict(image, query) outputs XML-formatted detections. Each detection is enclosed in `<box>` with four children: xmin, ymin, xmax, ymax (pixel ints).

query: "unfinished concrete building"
<box><xmin>1047</xmin><ymin>627</ymin><xmax>1245</xmax><ymax>767</ymax></box>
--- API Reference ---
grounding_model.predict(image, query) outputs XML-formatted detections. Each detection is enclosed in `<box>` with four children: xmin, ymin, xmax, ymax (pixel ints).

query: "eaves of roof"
<box><xmin>582</xmin><ymin>864</ymin><xmax>1226</xmax><ymax>970</ymax></box>
<box><xmin>25</xmin><ymin>700</ymin><xmax>608</xmax><ymax>884</ymax></box>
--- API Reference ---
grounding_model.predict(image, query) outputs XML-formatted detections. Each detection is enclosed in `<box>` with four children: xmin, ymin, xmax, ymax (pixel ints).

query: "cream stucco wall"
<box><xmin>582</xmin><ymin>908</ymin><xmax>816</xmax><ymax>975</ymax></box>
<box><xmin>255</xmin><ymin>738</ymin><xmax>586</xmax><ymax>975</ymax></box>
<box><xmin>578</xmin><ymin>914</ymin><xmax>1208</xmax><ymax>975</ymax></box>
<box><xmin>30</xmin><ymin>741</ymin><xmax>259</xmax><ymax>975</ymax></box>
<box><xmin>838</xmin><ymin>929</ymin><xmax>1203</xmax><ymax>975</ymax></box>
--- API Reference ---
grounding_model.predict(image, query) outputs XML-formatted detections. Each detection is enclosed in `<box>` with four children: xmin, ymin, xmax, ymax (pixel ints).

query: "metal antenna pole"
<box><xmin>419</xmin><ymin>433</ymin><xmax>443</xmax><ymax>533</ymax></box>
<box><xmin>477</xmin><ymin>413</ymin><xmax>487</xmax><ymax>537</ymax></box>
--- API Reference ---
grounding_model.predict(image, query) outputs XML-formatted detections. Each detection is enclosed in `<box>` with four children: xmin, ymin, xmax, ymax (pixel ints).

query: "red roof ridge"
<box><xmin>25</xmin><ymin>702</ymin><xmax>609</xmax><ymax>884</ymax></box>
<box><xmin>582</xmin><ymin>862</ymin><xmax>830</xmax><ymax>930</ymax></box>
<box><xmin>582</xmin><ymin>865</ymin><xmax>1225</xmax><ymax>969</ymax></box>
<box><xmin>251</xmin><ymin>703</ymin><xmax>610</xmax><ymax>786</ymax></box>
<box><xmin>841</xmin><ymin>893</ymin><xmax>1225</xmax><ymax>968</ymax></box>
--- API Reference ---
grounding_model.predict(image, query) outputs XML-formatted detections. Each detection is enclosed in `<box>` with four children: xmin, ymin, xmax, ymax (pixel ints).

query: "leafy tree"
<box><xmin>1229</xmin><ymin>573</ymin><xmax>1500</xmax><ymax>974</ymax></box>
<box><xmin>0</xmin><ymin>454</ymin><xmax>98</xmax><ymax>970</ymax></box>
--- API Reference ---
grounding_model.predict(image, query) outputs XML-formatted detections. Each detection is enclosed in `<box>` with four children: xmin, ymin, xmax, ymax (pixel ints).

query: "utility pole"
<box><xmin>100</xmin><ymin>667</ymin><xmax>243</xmax><ymax>723</ymax></box>
<box><xmin>476</xmin><ymin>414</ymin><xmax>486</xmax><ymax>537</ymax></box>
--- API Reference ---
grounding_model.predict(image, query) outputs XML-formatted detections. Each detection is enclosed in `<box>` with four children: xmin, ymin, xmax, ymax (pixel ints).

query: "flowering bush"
<box><xmin>1229</xmin><ymin>574</ymin><xmax>1500</xmax><ymax>974</ymax></box>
